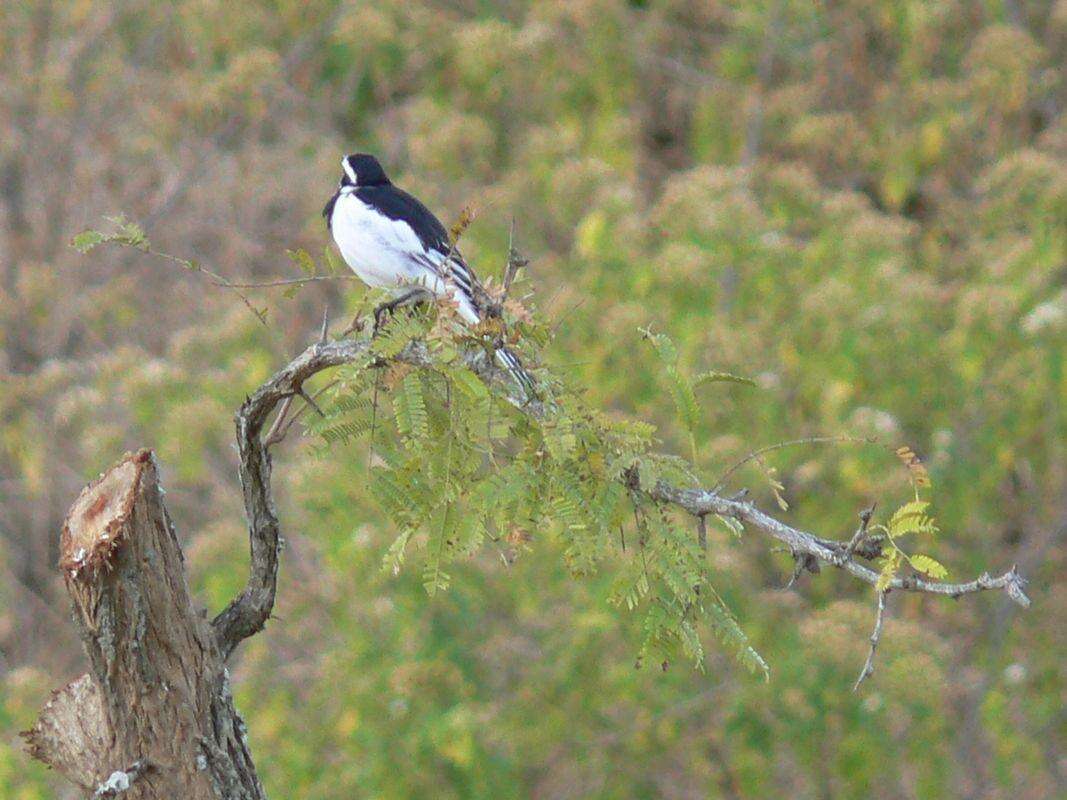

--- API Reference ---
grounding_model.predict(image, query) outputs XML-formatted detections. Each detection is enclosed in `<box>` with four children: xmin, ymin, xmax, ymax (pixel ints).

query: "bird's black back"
<box><xmin>354</xmin><ymin>184</ymin><xmax>453</xmax><ymax>255</ymax></box>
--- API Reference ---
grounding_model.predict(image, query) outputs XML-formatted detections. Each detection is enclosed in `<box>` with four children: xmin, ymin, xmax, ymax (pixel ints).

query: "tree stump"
<box><xmin>23</xmin><ymin>450</ymin><xmax>265</xmax><ymax>799</ymax></box>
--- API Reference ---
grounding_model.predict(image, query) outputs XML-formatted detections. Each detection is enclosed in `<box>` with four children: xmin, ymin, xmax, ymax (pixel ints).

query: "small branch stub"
<box><xmin>22</xmin><ymin>673</ymin><xmax>108</xmax><ymax>790</ymax></box>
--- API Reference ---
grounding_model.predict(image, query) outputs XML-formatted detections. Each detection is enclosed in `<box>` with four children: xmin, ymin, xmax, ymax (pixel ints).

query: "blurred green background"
<box><xmin>1</xmin><ymin>1</ymin><xmax>1064</xmax><ymax>797</ymax></box>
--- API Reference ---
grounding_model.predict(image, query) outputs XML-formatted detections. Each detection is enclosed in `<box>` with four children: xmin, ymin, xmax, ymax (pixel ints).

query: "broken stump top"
<box><xmin>59</xmin><ymin>449</ymin><xmax>152</xmax><ymax>578</ymax></box>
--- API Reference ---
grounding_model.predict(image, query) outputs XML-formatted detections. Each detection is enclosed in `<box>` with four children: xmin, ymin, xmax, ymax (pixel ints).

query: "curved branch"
<box><xmin>214</xmin><ymin>329</ymin><xmax>1029</xmax><ymax>661</ymax></box>
<box><xmin>212</xmin><ymin>337</ymin><xmax>371</xmax><ymax>658</ymax></box>
<box><xmin>212</xmin><ymin>333</ymin><xmax>515</xmax><ymax>658</ymax></box>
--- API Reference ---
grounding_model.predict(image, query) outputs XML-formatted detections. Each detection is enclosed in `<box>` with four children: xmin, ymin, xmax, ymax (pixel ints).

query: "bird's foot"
<box><xmin>372</xmin><ymin>289</ymin><xmax>432</xmax><ymax>335</ymax></box>
<box><xmin>372</xmin><ymin>302</ymin><xmax>393</xmax><ymax>335</ymax></box>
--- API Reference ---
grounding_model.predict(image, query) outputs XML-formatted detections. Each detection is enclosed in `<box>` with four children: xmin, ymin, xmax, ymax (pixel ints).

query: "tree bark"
<box><xmin>23</xmin><ymin>450</ymin><xmax>265</xmax><ymax>799</ymax></box>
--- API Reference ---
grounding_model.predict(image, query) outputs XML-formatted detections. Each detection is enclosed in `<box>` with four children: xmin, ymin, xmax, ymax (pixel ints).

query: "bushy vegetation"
<box><xmin>1</xmin><ymin>1</ymin><xmax>1063</xmax><ymax>798</ymax></box>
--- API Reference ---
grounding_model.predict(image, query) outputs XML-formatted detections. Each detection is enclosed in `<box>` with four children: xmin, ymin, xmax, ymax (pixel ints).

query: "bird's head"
<box><xmin>340</xmin><ymin>154</ymin><xmax>390</xmax><ymax>187</ymax></box>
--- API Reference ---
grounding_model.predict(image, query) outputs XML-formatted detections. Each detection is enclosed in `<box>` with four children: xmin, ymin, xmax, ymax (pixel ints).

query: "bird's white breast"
<box><xmin>331</xmin><ymin>191</ymin><xmax>426</xmax><ymax>290</ymax></box>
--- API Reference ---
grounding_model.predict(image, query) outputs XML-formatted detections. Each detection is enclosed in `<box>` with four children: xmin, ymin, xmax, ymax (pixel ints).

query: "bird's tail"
<box><xmin>494</xmin><ymin>346</ymin><xmax>536</xmax><ymax>399</ymax></box>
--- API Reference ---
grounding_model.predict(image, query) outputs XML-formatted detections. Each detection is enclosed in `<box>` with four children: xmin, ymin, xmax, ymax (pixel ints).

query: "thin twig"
<box><xmin>854</xmin><ymin>591</ymin><xmax>888</xmax><ymax>690</ymax></box>
<box><xmin>219</xmin><ymin>275</ymin><xmax>360</xmax><ymax>289</ymax></box>
<box><xmin>503</xmin><ymin>218</ymin><xmax>527</xmax><ymax>296</ymax></box>
<box><xmin>263</xmin><ymin>380</ymin><xmax>338</xmax><ymax>448</ymax></box>
<box><xmin>342</xmin><ymin>311</ymin><xmax>365</xmax><ymax>337</ymax></box>
<box><xmin>295</xmin><ymin>386</ymin><xmax>325</xmax><ymax>418</ymax></box>
<box><xmin>319</xmin><ymin>306</ymin><xmax>330</xmax><ymax>345</ymax></box>
<box><xmin>367</xmin><ymin>368</ymin><xmax>382</xmax><ymax>471</ymax></box>
<box><xmin>715</xmin><ymin>435</ymin><xmax>876</xmax><ymax>489</ymax></box>
<box><xmin>146</xmin><ymin>246</ymin><xmax>269</xmax><ymax>327</ymax></box>
<box><xmin>549</xmin><ymin>297</ymin><xmax>587</xmax><ymax>337</ymax></box>
<box><xmin>782</xmin><ymin>550</ymin><xmax>820</xmax><ymax>590</ymax></box>
<box><xmin>649</xmin><ymin>481</ymin><xmax>1031</xmax><ymax>607</ymax></box>
<box><xmin>782</xmin><ymin>556</ymin><xmax>806</xmax><ymax>591</ymax></box>
<box><xmin>263</xmin><ymin>395</ymin><xmax>295</xmax><ymax>448</ymax></box>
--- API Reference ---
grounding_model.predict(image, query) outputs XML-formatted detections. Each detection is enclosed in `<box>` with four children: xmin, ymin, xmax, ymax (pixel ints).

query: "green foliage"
<box><xmin>909</xmin><ymin>553</ymin><xmax>949</xmax><ymax>581</ymax></box>
<box><xmin>693</xmin><ymin>370</ymin><xmax>757</xmax><ymax>388</ymax></box>
<box><xmin>301</xmin><ymin>307</ymin><xmax>773</xmax><ymax>675</ymax></box>
<box><xmin>875</xmin><ymin>496</ymin><xmax>948</xmax><ymax>590</ymax></box>
<box><xmin>394</xmin><ymin>372</ymin><xmax>429</xmax><ymax>446</ymax></box>
<box><xmin>642</xmin><ymin>328</ymin><xmax>699</xmax><ymax>446</ymax></box>
<box><xmin>888</xmin><ymin>500</ymin><xmax>939</xmax><ymax>539</ymax></box>
<box><xmin>71</xmin><ymin>215</ymin><xmax>149</xmax><ymax>254</ymax></box>
<box><xmin>641</xmin><ymin>327</ymin><xmax>754</xmax><ymax>464</ymax></box>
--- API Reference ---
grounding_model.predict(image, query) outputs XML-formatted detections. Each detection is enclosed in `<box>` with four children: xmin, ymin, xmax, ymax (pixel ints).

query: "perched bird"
<box><xmin>324</xmin><ymin>153</ymin><xmax>534</xmax><ymax>395</ymax></box>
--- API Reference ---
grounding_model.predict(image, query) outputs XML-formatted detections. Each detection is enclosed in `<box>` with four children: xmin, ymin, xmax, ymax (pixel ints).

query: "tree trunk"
<box><xmin>22</xmin><ymin>330</ymin><xmax>339</xmax><ymax>799</ymax></box>
<box><xmin>23</xmin><ymin>450</ymin><xmax>265</xmax><ymax>799</ymax></box>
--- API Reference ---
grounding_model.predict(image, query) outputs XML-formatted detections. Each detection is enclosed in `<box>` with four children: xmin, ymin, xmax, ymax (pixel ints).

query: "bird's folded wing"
<box><xmin>407</xmin><ymin>248</ymin><xmax>482</xmax><ymax>324</ymax></box>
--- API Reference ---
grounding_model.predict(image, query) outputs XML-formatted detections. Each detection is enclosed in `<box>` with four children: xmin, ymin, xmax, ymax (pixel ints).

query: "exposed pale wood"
<box><xmin>22</xmin><ymin>673</ymin><xmax>107</xmax><ymax>790</ymax></box>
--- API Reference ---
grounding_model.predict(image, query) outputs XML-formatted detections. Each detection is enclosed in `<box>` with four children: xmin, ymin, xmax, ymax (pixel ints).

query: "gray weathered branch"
<box><xmin>648</xmin><ymin>482</ymin><xmax>1031</xmax><ymax>607</ymax></box>
<box><xmin>212</xmin><ymin>337</ymin><xmax>370</xmax><ymax>659</ymax></box>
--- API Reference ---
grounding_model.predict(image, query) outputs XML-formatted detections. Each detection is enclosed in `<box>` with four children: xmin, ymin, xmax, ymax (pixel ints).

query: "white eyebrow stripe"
<box><xmin>342</xmin><ymin>158</ymin><xmax>357</xmax><ymax>183</ymax></box>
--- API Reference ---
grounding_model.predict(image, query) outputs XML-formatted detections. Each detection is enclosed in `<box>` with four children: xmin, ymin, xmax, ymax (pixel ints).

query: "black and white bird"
<box><xmin>323</xmin><ymin>153</ymin><xmax>534</xmax><ymax>395</ymax></box>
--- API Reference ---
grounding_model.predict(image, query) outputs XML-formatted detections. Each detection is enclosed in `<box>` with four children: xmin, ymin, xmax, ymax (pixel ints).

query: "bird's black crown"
<box><xmin>342</xmin><ymin>153</ymin><xmax>390</xmax><ymax>187</ymax></box>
